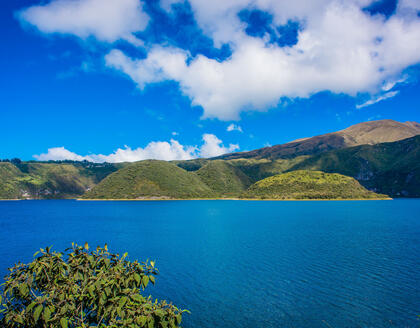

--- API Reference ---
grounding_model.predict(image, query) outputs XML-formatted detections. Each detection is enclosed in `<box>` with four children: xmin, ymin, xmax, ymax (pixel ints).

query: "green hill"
<box><xmin>194</xmin><ymin>160</ymin><xmax>252</xmax><ymax>196</ymax></box>
<box><xmin>83</xmin><ymin>160</ymin><xmax>215</xmax><ymax>199</ymax></box>
<box><xmin>0</xmin><ymin>162</ymin><xmax>120</xmax><ymax>199</ymax></box>
<box><xmin>290</xmin><ymin>135</ymin><xmax>420</xmax><ymax>197</ymax></box>
<box><xmin>241</xmin><ymin>170</ymin><xmax>387</xmax><ymax>200</ymax></box>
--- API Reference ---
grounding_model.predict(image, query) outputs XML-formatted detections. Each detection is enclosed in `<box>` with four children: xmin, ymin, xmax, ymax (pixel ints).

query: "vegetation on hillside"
<box><xmin>290</xmin><ymin>135</ymin><xmax>420</xmax><ymax>197</ymax></box>
<box><xmin>83</xmin><ymin>160</ymin><xmax>215</xmax><ymax>199</ymax></box>
<box><xmin>194</xmin><ymin>160</ymin><xmax>252</xmax><ymax>196</ymax></box>
<box><xmin>0</xmin><ymin>162</ymin><xmax>121</xmax><ymax>199</ymax></box>
<box><xmin>0</xmin><ymin>163</ymin><xmax>23</xmax><ymax>199</ymax></box>
<box><xmin>3</xmin><ymin>121</ymin><xmax>419</xmax><ymax>200</ymax></box>
<box><xmin>241</xmin><ymin>170</ymin><xmax>387</xmax><ymax>200</ymax></box>
<box><xmin>226</xmin><ymin>156</ymin><xmax>309</xmax><ymax>182</ymax></box>
<box><xmin>0</xmin><ymin>244</ymin><xmax>186</xmax><ymax>327</ymax></box>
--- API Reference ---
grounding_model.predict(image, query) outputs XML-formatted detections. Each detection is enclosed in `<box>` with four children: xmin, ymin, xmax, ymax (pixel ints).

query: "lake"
<box><xmin>0</xmin><ymin>199</ymin><xmax>419</xmax><ymax>327</ymax></box>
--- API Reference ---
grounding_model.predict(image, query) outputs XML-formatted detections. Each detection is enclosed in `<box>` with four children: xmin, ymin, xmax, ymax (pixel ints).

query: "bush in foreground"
<box><xmin>0</xmin><ymin>243</ymin><xmax>186</xmax><ymax>327</ymax></box>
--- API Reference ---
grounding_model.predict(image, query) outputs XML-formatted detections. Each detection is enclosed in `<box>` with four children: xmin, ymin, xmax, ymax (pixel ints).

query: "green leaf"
<box><xmin>175</xmin><ymin>314</ymin><xmax>182</xmax><ymax>325</ymax></box>
<box><xmin>134</xmin><ymin>273</ymin><xmax>141</xmax><ymax>285</ymax></box>
<box><xmin>19</xmin><ymin>283</ymin><xmax>29</xmax><ymax>296</ymax></box>
<box><xmin>60</xmin><ymin>317</ymin><xmax>68</xmax><ymax>328</ymax></box>
<box><xmin>119</xmin><ymin>296</ymin><xmax>128</xmax><ymax>308</ymax></box>
<box><xmin>88</xmin><ymin>285</ymin><xmax>95</xmax><ymax>297</ymax></box>
<box><xmin>131</xmin><ymin>294</ymin><xmax>142</xmax><ymax>302</ymax></box>
<box><xmin>149</xmin><ymin>275</ymin><xmax>155</xmax><ymax>285</ymax></box>
<box><xmin>33</xmin><ymin>305</ymin><xmax>43</xmax><ymax>323</ymax></box>
<box><xmin>43</xmin><ymin>306</ymin><xmax>51</xmax><ymax>322</ymax></box>
<box><xmin>142</xmin><ymin>275</ymin><xmax>149</xmax><ymax>288</ymax></box>
<box><xmin>26</xmin><ymin>302</ymin><xmax>37</xmax><ymax>312</ymax></box>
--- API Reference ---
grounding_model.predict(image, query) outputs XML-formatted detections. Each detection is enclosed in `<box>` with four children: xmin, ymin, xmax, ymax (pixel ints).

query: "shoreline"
<box><xmin>77</xmin><ymin>197</ymin><xmax>393</xmax><ymax>201</ymax></box>
<box><xmin>0</xmin><ymin>197</ymin><xmax>394</xmax><ymax>201</ymax></box>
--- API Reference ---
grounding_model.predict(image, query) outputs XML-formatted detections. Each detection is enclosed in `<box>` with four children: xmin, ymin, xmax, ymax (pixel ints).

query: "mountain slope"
<box><xmin>218</xmin><ymin>120</ymin><xmax>420</xmax><ymax>160</ymax></box>
<box><xmin>0</xmin><ymin>162</ymin><xmax>120</xmax><ymax>199</ymax></box>
<box><xmin>194</xmin><ymin>160</ymin><xmax>252</xmax><ymax>196</ymax></box>
<box><xmin>0</xmin><ymin>163</ymin><xmax>23</xmax><ymax>199</ymax></box>
<box><xmin>241</xmin><ymin>170</ymin><xmax>387</xmax><ymax>200</ymax></box>
<box><xmin>289</xmin><ymin>135</ymin><xmax>420</xmax><ymax>197</ymax></box>
<box><xmin>83</xmin><ymin>160</ymin><xmax>215</xmax><ymax>199</ymax></box>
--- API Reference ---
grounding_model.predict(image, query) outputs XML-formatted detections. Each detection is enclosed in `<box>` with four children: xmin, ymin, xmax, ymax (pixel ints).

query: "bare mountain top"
<box><xmin>338</xmin><ymin>120</ymin><xmax>420</xmax><ymax>146</ymax></box>
<box><xmin>217</xmin><ymin>119</ymin><xmax>420</xmax><ymax>160</ymax></box>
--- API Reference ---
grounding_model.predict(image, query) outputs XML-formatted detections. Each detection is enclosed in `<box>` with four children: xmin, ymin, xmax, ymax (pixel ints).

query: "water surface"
<box><xmin>0</xmin><ymin>199</ymin><xmax>419</xmax><ymax>327</ymax></box>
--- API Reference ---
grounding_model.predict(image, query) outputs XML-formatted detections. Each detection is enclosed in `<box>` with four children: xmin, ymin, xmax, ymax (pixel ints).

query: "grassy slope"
<box><xmin>0</xmin><ymin>162</ymin><xmax>120</xmax><ymax>199</ymax></box>
<box><xmin>289</xmin><ymin>135</ymin><xmax>420</xmax><ymax>197</ymax></box>
<box><xmin>83</xmin><ymin>160</ymin><xmax>215</xmax><ymax>199</ymax></box>
<box><xmin>226</xmin><ymin>156</ymin><xmax>309</xmax><ymax>182</ymax></box>
<box><xmin>194</xmin><ymin>160</ymin><xmax>252</xmax><ymax>196</ymax></box>
<box><xmin>242</xmin><ymin>170</ymin><xmax>387</xmax><ymax>200</ymax></box>
<box><xmin>0</xmin><ymin>163</ymin><xmax>23</xmax><ymax>199</ymax></box>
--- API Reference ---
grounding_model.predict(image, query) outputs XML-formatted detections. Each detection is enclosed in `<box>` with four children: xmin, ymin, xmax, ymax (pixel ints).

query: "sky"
<box><xmin>1</xmin><ymin>0</ymin><xmax>420</xmax><ymax>162</ymax></box>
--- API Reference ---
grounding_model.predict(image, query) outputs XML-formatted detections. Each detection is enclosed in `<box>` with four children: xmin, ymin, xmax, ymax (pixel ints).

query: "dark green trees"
<box><xmin>0</xmin><ymin>244</ymin><xmax>186</xmax><ymax>327</ymax></box>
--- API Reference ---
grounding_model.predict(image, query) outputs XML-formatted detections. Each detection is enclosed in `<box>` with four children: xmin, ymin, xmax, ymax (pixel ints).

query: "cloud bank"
<box><xmin>19</xmin><ymin>0</ymin><xmax>420</xmax><ymax>119</ymax></box>
<box><xmin>34</xmin><ymin>134</ymin><xmax>239</xmax><ymax>163</ymax></box>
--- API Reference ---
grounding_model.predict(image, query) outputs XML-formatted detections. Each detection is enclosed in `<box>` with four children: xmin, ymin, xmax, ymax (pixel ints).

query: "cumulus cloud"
<box><xmin>34</xmin><ymin>147</ymin><xmax>87</xmax><ymax>162</ymax></box>
<box><xmin>104</xmin><ymin>0</ymin><xmax>420</xmax><ymax>120</ymax></box>
<box><xmin>34</xmin><ymin>134</ymin><xmax>239</xmax><ymax>162</ymax></box>
<box><xmin>227</xmin><ymin>124</ymin><xmax>243</xmax><ymax>132</ymax></box>
<box><xmin>18</xmin><ymin>0</ymin><xmax>149</xmax><ymax>45</ymax></box>
<box><xmin>199</xmin><ymin>134</ymin><xmax>239</xmax><ymax>157</ymax></box>
<box><xmin>19</xmin><ymin>0</ymin><xmax>420</xmax><ymax>120</ymax></box>
<box><xmin>356</xmin><ymin>90</ymin><xmax>400</xmax><ymax>109</ymax></box>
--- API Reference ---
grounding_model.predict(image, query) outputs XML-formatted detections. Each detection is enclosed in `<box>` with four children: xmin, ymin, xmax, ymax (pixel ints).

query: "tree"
<box><xmin>10</xmin><ymin>158</ymin><xmax>21</xmax><ymax>165</ymax></box>
<box><xmin>0</xmin><ymin>243</ymin><xmax>187</xmax><ymax>327</ymax></box>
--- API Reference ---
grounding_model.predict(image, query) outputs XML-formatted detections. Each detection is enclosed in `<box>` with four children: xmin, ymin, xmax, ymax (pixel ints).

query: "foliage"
<box><xmin>290</xmin><ymin>135</ymin><xmax>420</xmax><ymax>197</ymax></box>
<box><xmin>83</xmin><ymin>160</ymin><xmax>216</xmax><ymax>200</ymax></box>
<box><xmin>0</xmin><ymin>244</ymin><xmax>186</xmax><ymax>328</ymax></box>
<box><xmin>3</xmin><ymin>131</ymin><xmax>420</xmax><ymax>200</ymax></box>
<box><xmin>0</xmin><ymin>162</ymin><xmax>122</xmax><ymax>199</ymax></box>
<box><xmin>241</xmin><ymin>170</ymin><xmax>388</xmax><ymax>200</ymax></box>
<box><xmin>173</xmin><ymin>159</ymin><xmax>209</xmax><ymax>172</ymax></box>
<box><xmin>194</xmin><ymin>160</ymin><xmax>252</xmax><ymax>197</ymax></box>
<box><xmin>226</xmin><ymin>157</ymin><xmax>309</xmax><ymax>183</ymax></box>
<box><xmin>0</xmin><ymin>163</ymin><xmax>23</xmax><ymax>199</ymax></box>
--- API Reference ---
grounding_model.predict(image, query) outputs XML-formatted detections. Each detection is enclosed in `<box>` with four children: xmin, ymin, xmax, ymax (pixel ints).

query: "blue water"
<box><xmin>0</xmin><ymin>200</ymin><xmax>419</xmax><ymax>327</ymax></box>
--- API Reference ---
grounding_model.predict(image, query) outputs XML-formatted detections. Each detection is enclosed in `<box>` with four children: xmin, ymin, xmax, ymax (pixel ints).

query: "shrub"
<box><xmin>0</xmin><ymin>243</ymin><xmax>187</xmax><ymax>327</ymax></box>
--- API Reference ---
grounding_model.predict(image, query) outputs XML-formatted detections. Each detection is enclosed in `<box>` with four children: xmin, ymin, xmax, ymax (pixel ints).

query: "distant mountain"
<box><xmin>217</xmin><ymin>120</ymin><xmax>420</xmax><ymax>160</ymax></box>
<box><xmin>2</xmin><ymin>119</ymin><xmax>419</xmax><ymax>200</ymax></box>
<box><xmin>290</xmin><ymin>135</ymin><xmax>420</xmax><ymax>197</ymax></box>
<box><xmin>241</xmin><ymin>170</ymin><xmax>387</xmax><ymax>200</ymax></box>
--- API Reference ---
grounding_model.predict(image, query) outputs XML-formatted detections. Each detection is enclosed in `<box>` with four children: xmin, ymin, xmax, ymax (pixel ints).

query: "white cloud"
<box><xmin>356</xmin><ymin>91</ymin><xmax>399</xmax><ymax>109</ymax></box>
<box><xmin>227</xmin><ymin>123</ymin><xmax>243</xmax><ymax>132</ymax></box>
<box><xmin>105</xmin><ymin>1</ymin><xmax>420</xmax><ymax>120</ymax></box>
<box><xmin>382</xmin><ymin>76</ymin><xmax>407</xmax><ymax>91</ymax></box>
<box><xmin>199</xmin><ymin>134</ymin><xmax>239</xmax><ymax>157</ymax></box>
<box><xmin>19</xmin><ymin>0</ymin><xmax>149</xmax><ymax>45</ymax></box>
<box><xmin>34</xmin><ymin>147</ymin><xmax>87</xmax><ymax>162</ymax></box>
<box><xmin>20</xmin><ymin>0</ymin><xmax>420</xmax><ymax>120</ymax></box>
<box><xmin>172</xmin><ymin>131</ymin><xmax>179</xmax><ymax>136</ymax></box>
<box><xmin>34</xmin><ymin>134</ymin><xmax>239</xmax><ymax>162</ymax></box>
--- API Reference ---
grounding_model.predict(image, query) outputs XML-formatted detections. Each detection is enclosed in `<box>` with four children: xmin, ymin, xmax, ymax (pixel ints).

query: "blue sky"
<box><xmin>1</xmin><ymin>0</ymin><xmax>420</xmax><ymax>162</ymax></box>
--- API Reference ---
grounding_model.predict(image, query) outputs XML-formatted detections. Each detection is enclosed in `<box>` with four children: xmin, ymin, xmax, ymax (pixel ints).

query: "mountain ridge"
<box><xmin>216</xmin><ymin>119</ymin><xmax>420</xmax><ymax>160</ymax></box>
<box><xmin>2</xmin><ymin>119</ymin><xmax>420</xmax><ymax>199</ymax></box>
